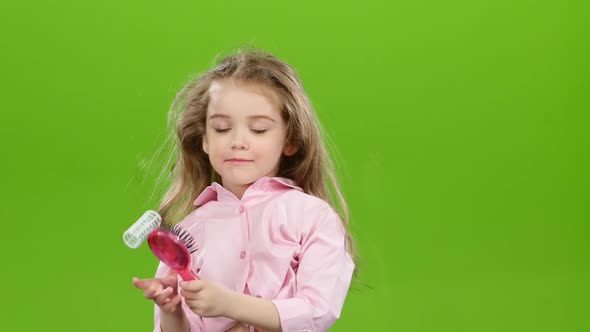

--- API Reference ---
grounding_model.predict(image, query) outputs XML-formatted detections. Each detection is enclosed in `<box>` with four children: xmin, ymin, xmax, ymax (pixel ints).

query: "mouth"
<box><xmin>225</xmin><ymin>158</ymin><xmax>253</xmax><ymax>164</ymax></box>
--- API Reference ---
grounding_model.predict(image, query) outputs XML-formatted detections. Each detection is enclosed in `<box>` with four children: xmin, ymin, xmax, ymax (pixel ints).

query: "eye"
<box><xmin>251</xmin><ymin>129</ymin><xmax>268</xmax><ymax>135</ymax></box>
<box><xmin>214</xmin><ymin>128</ymin><xmax>230</xmax><ymax>133</ymax></box>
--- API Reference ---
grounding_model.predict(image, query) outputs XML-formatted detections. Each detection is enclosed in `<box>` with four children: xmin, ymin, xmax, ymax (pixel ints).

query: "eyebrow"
<box><xmin>208</xmin><ymin>114</ymin><xmax>277</xmax><ymax>122</ymax></box>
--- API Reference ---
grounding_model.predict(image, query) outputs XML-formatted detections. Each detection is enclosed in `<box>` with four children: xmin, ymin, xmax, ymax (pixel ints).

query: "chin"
<box><xmin>223</xmin><ymin>174</ymin><xmax>259</xmax><ymax>186</ymax></box>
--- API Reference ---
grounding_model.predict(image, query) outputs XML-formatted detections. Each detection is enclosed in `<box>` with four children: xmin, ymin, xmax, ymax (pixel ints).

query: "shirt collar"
<box><xmin>193</xmin><ymin>176</ymin><xmax>302</xmax><ymax>206</ymax></box>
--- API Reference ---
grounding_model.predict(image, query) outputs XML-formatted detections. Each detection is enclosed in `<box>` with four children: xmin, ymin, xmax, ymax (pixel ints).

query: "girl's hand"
<box><xmin>179</xmin><ymin>279</ymin><xmax>237</xmax><ymax>318</ymax></box>
<box><xmin>133</xmin><ymin>272</ymin><xmax>182</xmax><ymax>313</ymax></box>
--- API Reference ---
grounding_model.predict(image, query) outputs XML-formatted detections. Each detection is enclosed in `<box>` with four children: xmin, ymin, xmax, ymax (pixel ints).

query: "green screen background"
<box><xmin>0</xmin><ymin>0</ymin><xmax>587</xmax><ymax>331</ymax></box>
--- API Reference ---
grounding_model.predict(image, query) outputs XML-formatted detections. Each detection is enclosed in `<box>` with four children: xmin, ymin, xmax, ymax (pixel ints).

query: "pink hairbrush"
<box><xmin>147</xmin><ymin>223</ymin><xmax>199</xmax><ymax>281</ymax></box>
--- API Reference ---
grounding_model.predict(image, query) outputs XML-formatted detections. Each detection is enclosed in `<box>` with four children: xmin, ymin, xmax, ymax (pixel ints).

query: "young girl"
<box><xmin>133</xmin><ymin>49</ymin><xmax>355</xmax><ymax>332</ymax></box>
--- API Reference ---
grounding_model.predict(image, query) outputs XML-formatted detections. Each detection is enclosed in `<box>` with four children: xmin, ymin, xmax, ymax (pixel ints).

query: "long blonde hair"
<box><xmin>157</xmin><ymin>49</ymin><xmax>356</xmax><ymax>259</ymax></box>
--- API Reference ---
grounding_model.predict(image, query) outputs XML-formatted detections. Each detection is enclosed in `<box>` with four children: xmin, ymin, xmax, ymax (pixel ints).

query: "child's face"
<box><xmin>203</xmin><ymin>79</ymin><xmax>295</xmax><ymax>198</ymax></box>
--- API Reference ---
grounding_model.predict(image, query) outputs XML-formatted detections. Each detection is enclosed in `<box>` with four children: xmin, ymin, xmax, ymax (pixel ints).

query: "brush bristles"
<box><xmin>161</xmin><ymin>222</ymin><xmax>198</xmax><ymax>254</ymax></box>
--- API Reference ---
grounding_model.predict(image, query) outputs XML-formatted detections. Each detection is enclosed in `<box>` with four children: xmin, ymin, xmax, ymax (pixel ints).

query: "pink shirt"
<box><xmin>153</xmin><ymin>176</ymin><xmax>355</xmax><ymax>332</ymax></box>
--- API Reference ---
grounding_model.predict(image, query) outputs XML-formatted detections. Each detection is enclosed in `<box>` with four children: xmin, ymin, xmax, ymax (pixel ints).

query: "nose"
<box><xmin>231</xmin><ymin>131</ymin><xmax>248</xmax><ymax>150</ymax></box>
<box><xmin>232</xmin><ymin>140</ymin><xmax>247</xmax><ymax>150</ymax></box>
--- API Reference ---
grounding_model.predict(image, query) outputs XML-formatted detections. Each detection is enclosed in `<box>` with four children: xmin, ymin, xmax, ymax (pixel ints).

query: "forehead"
<box><xmin>207</xmin><ymin>79</ymin><xmax>282</xmax><ymax>119</ymax></box>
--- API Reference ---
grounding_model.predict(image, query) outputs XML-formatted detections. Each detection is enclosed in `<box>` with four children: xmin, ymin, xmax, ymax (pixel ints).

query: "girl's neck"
<box><xmin>222</xmin><ymin>182</ymin><xmax>251</xmax><ymax>200</ymax></box>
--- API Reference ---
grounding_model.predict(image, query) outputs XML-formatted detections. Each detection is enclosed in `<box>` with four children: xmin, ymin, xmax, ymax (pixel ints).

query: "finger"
<box><xmin>154</xmin><ymin>287</ymin><xmax>173</xmax><ymax>304</ymax></box>
<box><xmin>179</xmin><ymin>287</ymin><xmax>200</xmax><ymax>300</ymax></box>
<box><xmin>184</xmin><ymin>298</ymin><xmax>200</xmax><ymax>312</ymax></box>
<box><xmin>133</xmin><ymin>277</ymin><xmax>153</xmax><ymax>289</ymax></box>
<box><xmin>180</xmin><ymin>280</ymin><xmax>204</xmax><ymax>292</ymax></box>
<box><xmin>144</xmin><ymin>283</ymin><xmax>163</xmax><ymax>299</ymax></box>
<box><xmin>160</xmin><ymin>294</ymin><xmax>182</xmax><ymax>312</ymax></box>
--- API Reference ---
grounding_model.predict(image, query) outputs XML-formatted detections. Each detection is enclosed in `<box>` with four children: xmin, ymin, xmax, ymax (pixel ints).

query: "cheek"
<box><xmin>206</xmin><ymin>141</ymin><xmax>227</xmax><ymax>166</ymax></box>
<box><xmin>207</xmin><ymin>135</ymin><xmax>228</xmax><ymax>151</ymax></box>
<box><xmin>254</xmin><ymin>138</ymin><xmax>285</xmax><ymax>158</ymax></box>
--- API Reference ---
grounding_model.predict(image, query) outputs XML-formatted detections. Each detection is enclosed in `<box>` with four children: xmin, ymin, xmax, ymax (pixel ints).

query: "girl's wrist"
<box><xmin>226</xmin><ymin>291</ymin><xmax>245</xmax><ymax>320</ymax></box>
<box><xmin>224</xmin><ymin>293</ymin><xmax>282</xmax><ymax>332</ymax></box>
<box><xmin>160</xmin><ymin>306</ymin><xmax>189</xmax><ymax>331</ymax></box>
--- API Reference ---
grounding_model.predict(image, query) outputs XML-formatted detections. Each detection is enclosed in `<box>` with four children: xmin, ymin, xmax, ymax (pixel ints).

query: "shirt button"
<box><xmin>239</xmin><ymin>205</ymin><xmax>245</xmax><ymax>213</ymax></box>
<box><xmin>240</xmin><ymin>251</ymin><xmax>246</xmax><ymax>259</ymax></box>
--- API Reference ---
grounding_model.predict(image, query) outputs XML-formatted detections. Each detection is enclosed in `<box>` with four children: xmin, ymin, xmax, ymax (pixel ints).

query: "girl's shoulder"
<box><xmin>274</xmin><ymin>187</ymin><xmax>330</xmax><ymax>208</ymax></box>
<box><xmin>270</xmin><ymin>188</ymin><xmax>338</xmax><ymax>223</ymax></box>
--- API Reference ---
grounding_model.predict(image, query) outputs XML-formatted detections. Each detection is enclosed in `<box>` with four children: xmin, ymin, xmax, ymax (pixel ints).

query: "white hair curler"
<box><xmin>123</xmin><ymin>210</ymin><xmax>162</xmax><ymax>249</ymax></box>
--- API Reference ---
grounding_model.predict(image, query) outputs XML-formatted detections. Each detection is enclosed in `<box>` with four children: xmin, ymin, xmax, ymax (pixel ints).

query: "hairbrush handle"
<box><xmin>177</xmin><ymin>268</ymin><xmax>198</xmax><ymax>281</ymax></box>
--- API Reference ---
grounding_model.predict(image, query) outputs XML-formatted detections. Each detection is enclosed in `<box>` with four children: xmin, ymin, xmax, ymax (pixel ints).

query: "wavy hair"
<box><xmin>157</xmin><ymin>49</ymin><xmax>356</xmax><ymax>259</ymax></box>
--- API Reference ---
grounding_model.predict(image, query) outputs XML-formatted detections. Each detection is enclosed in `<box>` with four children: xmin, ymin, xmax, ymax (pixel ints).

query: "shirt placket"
<box><xmin>238</xmin><ymin>201</ymin><xmax>252</xmax><ymax>293</ymax></box>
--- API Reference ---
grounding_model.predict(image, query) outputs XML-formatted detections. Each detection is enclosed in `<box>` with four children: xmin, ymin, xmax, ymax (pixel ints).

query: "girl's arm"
<box><xmin>159</xmin><ymin>310</ymin><xmax>190</xmax><ymax>332</ymax></box>
<box><xmin>226</xmin><ymin>294</ymin><xmax>282</xmax><ymax>332</ymax></box>
<box><xmin>151</xmin><ymin>263</ymin><xmax>205</xmax><ymax>332</ymax></box>
<box><xmin>180</xmin><ymin>280</ymin><xmax>281</xmax><ymax>331</ymax></box>
<box><xmin>229</xmin><ymin>207</ymin><xmax>354</xmax><ymax>332</ymax></box>
<box><xmin>270</xmin><ymin>207</ymin><xmax>355</xmax><ymax>332</ymax></box>
<box><xmin>133</xmin><ymin>273</ymin><xmax>190</xmax><ymax>332</ymax></box>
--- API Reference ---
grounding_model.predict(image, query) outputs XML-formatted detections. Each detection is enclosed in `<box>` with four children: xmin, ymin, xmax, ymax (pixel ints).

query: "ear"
<box><xmin>283</xmin><ymin>144</ymin><xmax>297</xmax><ymax>157</ymax></box>
<box><xmin>202</xmin><ymin>137</ymin><xmax>209</xmax><ymax>154</ymax></box>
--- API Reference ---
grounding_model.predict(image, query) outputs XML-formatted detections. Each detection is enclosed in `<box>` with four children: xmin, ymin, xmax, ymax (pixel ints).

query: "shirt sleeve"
<box><xmin>153</xmin><ymin>262</ymin><xmax>205</xmax><ymax>332</ymax></box>
<box><xmin>272</xmin><ymin>207</ymin><xmax>355</xmax><ymax>332</ymax></box>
